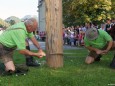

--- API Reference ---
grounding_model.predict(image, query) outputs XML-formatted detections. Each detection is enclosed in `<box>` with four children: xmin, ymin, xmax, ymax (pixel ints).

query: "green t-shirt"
<box><xmin>84</xmin><ymin>29</ymin><xmax>112</xmax><ymax>49</ymax></box>
<box><xmin>0</xmin><ymin>22</ymin><xmax>34</xmax><ymax>50</ymax></box>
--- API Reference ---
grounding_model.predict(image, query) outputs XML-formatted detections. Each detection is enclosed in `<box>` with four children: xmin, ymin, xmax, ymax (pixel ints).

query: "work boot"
<box><xmin>2</xmin><ymin>70</ymin><xmax>15</xmax><ymax>76</ymax></box>
<box><xmin>25</xmin><ymin>46</ymin><xmax>40</xmax><ymax>67</ymax></box>
<box><xmin>0</xmin><ymin>63</ymin><xmax>16</xmax><ymax>76</ymax></box>
<box><xmin>15</xmin><ymin>64</ymin><xmax>29</xmax><ymax>75</ymax></box>
<box><xmin>26</xmin><ymin>57</ymin><xmax>40</xmax><ymax>67</ymax></box>
<box><xmin>95</xmin><ymin>55</ymin><xmax>102</xmax><ymax>61</ymax></box>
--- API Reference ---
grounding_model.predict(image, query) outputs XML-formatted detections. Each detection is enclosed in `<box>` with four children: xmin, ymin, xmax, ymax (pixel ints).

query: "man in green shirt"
<box><xmin>84</xmin><ymin>27</ymin><xmax>115</xmax><ymax>64</ymax></box>
<box><xmin>0</xmin><ymin>18</ymin><xmax>46</xmax><ymax>73</ymax></box>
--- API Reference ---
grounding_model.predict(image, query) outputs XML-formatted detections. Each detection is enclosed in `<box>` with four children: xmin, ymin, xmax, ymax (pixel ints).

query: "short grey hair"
<box><xmin>24</xmin><ymin>18</ymin><xmax>37</xmax><ymax>26</ymax></box>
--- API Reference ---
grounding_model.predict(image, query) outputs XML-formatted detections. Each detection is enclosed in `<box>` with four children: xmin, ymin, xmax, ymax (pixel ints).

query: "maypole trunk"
<box><xmin>45</xmin><ymin>0</ymin><xmax>63</xmax><ymax>68</ymax></box>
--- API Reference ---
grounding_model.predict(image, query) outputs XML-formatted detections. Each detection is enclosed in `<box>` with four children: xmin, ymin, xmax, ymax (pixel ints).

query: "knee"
<box><xmin>6</xmin><ymin>66</ymin><xmax>16</xmax><ymax>72</ymax></box>
<box><xmin>10</xmin><ymin>67</ymin><xmax>15</xmax><ymax>72</ymax></box>
<box><xmin>85</xmin><ymin>60</ymin><xmax>93</xmax><ymax>64</ymax></box>
<box><xmin>85</xmin><ymin>56</ymin><xmax>95</xmax><ymax>64</ymax></box>
<box><xmin>4</xmin><ymin>61</ymin><xmax>16</xmax><ymax>72</ymax></box>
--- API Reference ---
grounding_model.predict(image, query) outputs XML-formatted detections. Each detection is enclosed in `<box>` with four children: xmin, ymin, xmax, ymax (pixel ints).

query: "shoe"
<box><xmin>26</xmin><ymin>60</ymin><xmax>40</xmax><ymax>67</ymax></box>
<box><xmin>2</xmin><ymin>70</ymin><xmax>27</xmax><ymax>76</ymax></box>
<box><xmin>1</xmin><ymin>70</ymin><xmax>15</xmax><ymax>76</ymax></box>
<box><xmin>0</xmin><ymin>63</ymin><xmax>29</xmax><ymax>76</ymax></box>
<box><xmin>26</xmin><ymin>56</ymin><xmax>41</xmax><ymax>67</ymax></box>
<box><xmin>95</xmin><ymin>55</ymin><xmax>102</xmax><ymax>61</ymax></box>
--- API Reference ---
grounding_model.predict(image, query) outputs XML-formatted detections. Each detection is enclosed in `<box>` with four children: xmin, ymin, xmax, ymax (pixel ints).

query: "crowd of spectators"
<box><xmin>62</xmin><ymin>18</ymin><xmax>115</xmax><ymax>47</ymax></box>
<box><xmin>34</xmin><ymin>31</ymin><xmax>46</xmax><ymax>41</ymax></box>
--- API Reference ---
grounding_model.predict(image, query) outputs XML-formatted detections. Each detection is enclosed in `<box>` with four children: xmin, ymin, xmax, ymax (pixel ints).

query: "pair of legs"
<box><xmin>0</xmin><ymin>40</ymin><xmax>39</xmax><ymax>73</ymax></box>
<box><xmin>85</xmin><ymin>51</ymin><xmax>100</xmax><ymax>64</ymax></box>
<box><xmin>85</xmin><ymin>41</ymin><xmax>115</xmax><ymax>64</ymax></box>
<box><xmin>0</xmin><ymin>43</ymin><xmax>16</xmax><ymax>72</ymax></box>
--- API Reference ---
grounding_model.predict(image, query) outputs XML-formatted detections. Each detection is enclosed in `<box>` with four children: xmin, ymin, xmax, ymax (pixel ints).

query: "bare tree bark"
<box><xmin>45</xmin><ymin>0</ymin><xmax>63</xmax><ymax>68</ymax></box>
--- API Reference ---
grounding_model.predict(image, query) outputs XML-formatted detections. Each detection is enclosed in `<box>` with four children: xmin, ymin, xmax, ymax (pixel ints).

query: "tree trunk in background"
<box><xmin>45</xmin><ymin>0</ymin><xmax>63</xmax><ymax>68</ymax></box>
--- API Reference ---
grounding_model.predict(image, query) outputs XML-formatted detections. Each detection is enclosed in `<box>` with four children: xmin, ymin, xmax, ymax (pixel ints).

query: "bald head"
<box><xmin>24</xmin><ymin>18</ymin><xmax>38</xmax><ymax>33</ymax></box>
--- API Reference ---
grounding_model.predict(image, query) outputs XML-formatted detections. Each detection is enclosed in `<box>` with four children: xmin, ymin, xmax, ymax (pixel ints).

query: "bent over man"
<box><xmin>0</xmin><ymin>18</ymin><xmax>46</xmax><ymax>73</ymax></box>
<box><xmin>84</xmin><ymin>27</ymin><xmax>115</xmax><ymax>64</ymax></box>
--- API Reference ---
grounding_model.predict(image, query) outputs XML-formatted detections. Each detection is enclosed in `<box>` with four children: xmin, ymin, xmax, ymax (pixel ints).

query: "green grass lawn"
<box><xmin>0</xmin><ymin>49</ymin><xmax>115</xmax><ymax>86</ymax></box>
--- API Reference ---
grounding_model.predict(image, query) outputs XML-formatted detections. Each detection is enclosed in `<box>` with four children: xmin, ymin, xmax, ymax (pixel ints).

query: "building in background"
<box><xmin>38</xmin><ymin>0</ymin><xmax>45</xmax><ymax>32</ymax></box>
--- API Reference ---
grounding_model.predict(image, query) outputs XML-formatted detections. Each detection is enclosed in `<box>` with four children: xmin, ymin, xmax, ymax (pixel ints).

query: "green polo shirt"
<box><xmin>84</xmin><ymin>29</ymin><xmax>112</xmax><ymax>49</ymax></box>
<box><xmin>0</xmin><ymin>22</ymin><xmax>34</xmax><ymax>50</ymax></box>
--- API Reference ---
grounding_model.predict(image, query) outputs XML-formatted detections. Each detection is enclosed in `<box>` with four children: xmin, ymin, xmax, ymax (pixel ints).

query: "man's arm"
<box><xmin>30</xmin><ymin>36</ymin><xmax>46</xmax><ymax>57</ymax></box>
<box><xmin>19</xmin><ymin>49</ymin><xmax>41</xmax><ymax>58</ymax></box>
<box><xmin>30</xmin><ymin>36</ymin><xmax>41</xmax><ymax>50</ymax></box>
<box><xmin>85</xmin><ymin>46</ymin><xmax>104</xmax><ymax>54</ymax></box>
<box><xmin>102</xmin><ymin>40</ymin><xmax>113</xmax><ymax>54</ymax></box>
<box><xmin>85</xmin><ymin>40</ymin><xmax>113</xmax><ymax>55</ymax></box>
<box><xmin>85</xmin><ymin>46</ymin><xmax>103</xmax><ymax>55</ymax></box>
<box><xmin>85</xmin><ymin>46</ymin><xmax>99</xmax><ymax>52</ymax></box>
<box><xmin>106</xmin><ymin>41</ymin><xmax>113</xmax><ymax>51</ymax></box>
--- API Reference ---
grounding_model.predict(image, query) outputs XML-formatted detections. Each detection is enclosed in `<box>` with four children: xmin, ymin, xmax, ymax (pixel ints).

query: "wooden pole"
<box><xmin>45</xmin><ymin>0</ymin><xmax>63</xmax><ymax>68</ymax></box>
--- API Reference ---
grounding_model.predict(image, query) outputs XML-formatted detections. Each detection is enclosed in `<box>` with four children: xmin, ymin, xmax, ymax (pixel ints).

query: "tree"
<box><xmin>111</xmin><ymin>0</ymin><xmax>115</xmax><ymax>18</ymax></box>
<box><xmin>63</xmin><ymin>0</ymin><xmax>113</xmax><ymax>26</ymax></box>
<box><xmin>0</xmin><ymin>18</ymin><xmax>10</xmax><ymax>28</ymax></box>
<box><xmin>5</xmin><ymin>16</ymin><xmax>21</xmax><ymax>25</ymax></box>
<box><xmin>45</xmin><ymin>0</ymin><xmax>63</xmax><ymax>68</ymax></box>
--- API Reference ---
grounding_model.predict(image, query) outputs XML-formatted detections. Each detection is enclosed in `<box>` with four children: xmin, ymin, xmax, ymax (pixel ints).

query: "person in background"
<box><xmin>100</xmin><ymin>24</ymin><xmax>105</xmax><ymax>30</ymax></box>
<box><xmin>110</xmin><ymin>19</ymin><xmax>115</xmax><ymax>41</ymax></box>
<box><xmin>74</xmin><ymin>31</ymin><xmax>79</xmax><ymax>46</ymax></box>
<box><xmin>105</xmin><ymin>19</ymin><xmax>112</xmax><ymax>35</ymax></box>
<box><xmin>111</xmin><ymin>18</ymin><xmax>115</xmax><ymax>26</ymax></box>
<box><xmin>0</xmin><ymin>18</ymin><xmax>46</xmax><ymax>73</ymax></box>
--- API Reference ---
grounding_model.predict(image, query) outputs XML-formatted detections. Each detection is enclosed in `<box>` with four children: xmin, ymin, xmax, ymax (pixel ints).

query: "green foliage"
<box><xmin>0</xmin><ymin>18</ymin><xmax>10</xmax><ymax>28</ymax></box>
<box><xmin>0</xmin><ymin>49</ymin><xmax>115</xmax><ymax>86</ymax></box>
<box><xmin>111</xmin><ymin>0</ymin><xmax>115</xmax><ymax>18</ymax></box>
<box><xmin>5</xmin><ymin>16</ymin><xmax>21</xmax><ymax>25</ymax></box>
<box><xmin>63</xmin><ymin>0</ymin><xmax>114</xmax><ymax>26</ymax></box>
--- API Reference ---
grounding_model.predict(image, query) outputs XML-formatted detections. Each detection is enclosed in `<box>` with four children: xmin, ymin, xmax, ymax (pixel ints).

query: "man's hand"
<box><xmin>96</xmin><ymin>49</ymin><xmax>109</xmax><ymax>55</ymax></box>
<box><xmin>96</xmin><ymin>49</ymin><xmax>103</xmax><ymax>54</ymax></box>
<box><xmin>101</xmin><ymin>50</ymin><xmax>109</xmax><ymax>55</ymax></box>
<box><xmin>37</xmin><ymin>49</ymin><xmax>46</xmax><ymax>58</ymax></box>
<box><xmin>19</xmin><ymin>49</ymin><xmax>46</xmax><ymax>58</ymax></box>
